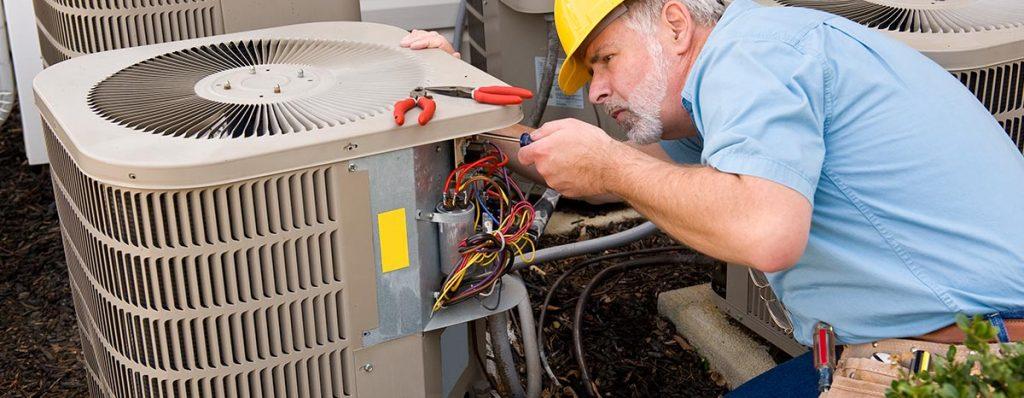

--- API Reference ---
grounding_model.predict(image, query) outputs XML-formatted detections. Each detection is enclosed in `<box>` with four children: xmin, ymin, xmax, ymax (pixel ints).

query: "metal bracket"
<box><xmin>423</xmin><ymin>275</ymin><xmax>527</xmax><ymax>332</ymax></box>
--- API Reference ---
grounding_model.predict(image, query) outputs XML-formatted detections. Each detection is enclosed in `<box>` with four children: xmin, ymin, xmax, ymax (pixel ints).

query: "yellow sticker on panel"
<box><xmin>377</xmin><ymin>208</ymin><xmax>410</xmax><ymax>273</ymax></box>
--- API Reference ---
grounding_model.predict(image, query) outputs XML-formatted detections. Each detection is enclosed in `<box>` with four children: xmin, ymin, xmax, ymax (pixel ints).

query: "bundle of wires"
<box><xmin>433</xmin><ymin>143</ymin><xmax>537</xmax><ymax>312</ymax></box>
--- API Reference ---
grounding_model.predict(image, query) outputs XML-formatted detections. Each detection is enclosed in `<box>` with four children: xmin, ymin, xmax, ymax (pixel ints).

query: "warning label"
<box><xmin>535</xmin><ymin>57</ymin><xmax>585</xmax><ymax>109</ymax></box>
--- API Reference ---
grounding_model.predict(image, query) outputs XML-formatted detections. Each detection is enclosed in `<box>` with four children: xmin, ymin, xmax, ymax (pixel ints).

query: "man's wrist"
<box><xmin>601</xmin><ymin>141</ymin><xmax>650</xmax><ymax>199</ymax></box>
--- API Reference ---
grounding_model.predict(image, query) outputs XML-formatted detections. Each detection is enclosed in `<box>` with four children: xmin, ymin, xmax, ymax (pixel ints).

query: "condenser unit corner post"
<box><xmin>35</xmin><ymin>21</ymin><xmax>522</xmax><ymax>398</ymax></box>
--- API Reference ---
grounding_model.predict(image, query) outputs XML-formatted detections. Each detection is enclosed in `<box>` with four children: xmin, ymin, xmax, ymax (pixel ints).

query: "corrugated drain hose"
<box><xmin>527</xmin><ymin>15</ymin><xmax>560</xmax><ymax>128</ymax></box>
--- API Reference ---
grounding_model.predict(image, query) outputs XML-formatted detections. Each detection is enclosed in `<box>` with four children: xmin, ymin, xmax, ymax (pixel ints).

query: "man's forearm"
<box><xmin>604</xmin><ymin>145</ymin><xmax>811</xmax><ymax>271</ymax></box>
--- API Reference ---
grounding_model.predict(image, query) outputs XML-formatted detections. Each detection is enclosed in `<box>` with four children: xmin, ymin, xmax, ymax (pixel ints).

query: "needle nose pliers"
<box><xmin>393</xmin><ymin>87</ymin><xmax>436</xmax><ymax>126</ymax></box>
<box><xmin>393</xmin><ymin>85</ymin><xmax>534</xmax><ymax>126</ymax></box>
<box><xmin>424</xmin><ymin>85</ymin><xmax>534</xmax><ymax>105</ymax></box>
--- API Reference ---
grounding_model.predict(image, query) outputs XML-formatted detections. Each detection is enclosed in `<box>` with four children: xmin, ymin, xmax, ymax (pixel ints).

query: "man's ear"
<box><xmin>663</xmin><ymin>0</ymin><xmax>695</xmax><ymax>54</ymax></box>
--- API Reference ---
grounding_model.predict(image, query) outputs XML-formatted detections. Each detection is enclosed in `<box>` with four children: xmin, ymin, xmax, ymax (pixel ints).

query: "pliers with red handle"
<box><xmin>424</xmin><ymin>85</ymin><xmax>534</xmax><ymax>105</ymax></box>
<box><xmin>394</xmin><ymin>87</ymin><xmax>436</xmax><ymax>126</ymax></box>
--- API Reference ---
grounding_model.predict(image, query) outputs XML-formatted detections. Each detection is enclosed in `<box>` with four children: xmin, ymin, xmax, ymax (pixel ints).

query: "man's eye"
<box><xmin>603</xmin><ymin>55</ymin><xmax>614</xmax><ymax>63</ymax></box>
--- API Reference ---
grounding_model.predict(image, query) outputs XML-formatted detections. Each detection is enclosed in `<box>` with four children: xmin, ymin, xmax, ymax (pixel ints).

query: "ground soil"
<box><xmin>523</xmin><ymin>218</ymin><xmax>729</xmax><ymax>397</ymax></box>
<box><xmin>0</xmin><ymin>106</ymin><xmax>728</xmax><ymax>397</ymax></box>
<box><xmin>0</xmin><ymin>109</ymin><xmax>88</xmax><ymax>397</ymax></box>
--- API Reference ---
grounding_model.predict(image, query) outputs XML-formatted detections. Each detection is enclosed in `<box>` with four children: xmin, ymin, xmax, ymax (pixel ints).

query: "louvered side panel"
<box><xmin>1001</xmin><ymin>114</ymin><xmax>1024</xmax><ymax>154</ymax></box>
<box><xmin>34</xmin><ymin>0</ymin><xmax>224</xmax><ymax>65</ymax></box>
<box><xmin>44</xmin><ymin>124</ymin><xmax>355</xmax><ymax>398</ymax></box>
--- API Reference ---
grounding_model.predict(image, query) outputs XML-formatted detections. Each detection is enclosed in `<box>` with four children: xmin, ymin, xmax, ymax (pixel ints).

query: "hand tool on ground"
<box><xmin>424</xmin><ymin>85</ymin><xmax>534</xmax><ymax>106</ymax></box>
<box><xmin>813</xmin><ymin>322</ymin><xmax>837</xmax><ymax>392</ymax></box>
<box><xmin>394</xmin><ymin>87</ymin><xmax>436</xmax><ymax>126</ymax></box>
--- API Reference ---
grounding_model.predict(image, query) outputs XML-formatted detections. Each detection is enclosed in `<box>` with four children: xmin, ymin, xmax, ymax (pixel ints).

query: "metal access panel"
<box><xmin>465</xmin><ymin>0</ymin><xmax>625</xmax><ymax>137</ymax></box>
<box><xmin>711</xmin><ymin>265</ymin><xmax>807</xmax><ymax>357</ymax></box>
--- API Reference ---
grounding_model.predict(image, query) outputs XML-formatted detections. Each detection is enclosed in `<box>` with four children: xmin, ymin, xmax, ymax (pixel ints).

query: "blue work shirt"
<box><xmin>660</xmin><ymin>0</ymin><xmax>1024</xmax><ymax>345</ymax></box>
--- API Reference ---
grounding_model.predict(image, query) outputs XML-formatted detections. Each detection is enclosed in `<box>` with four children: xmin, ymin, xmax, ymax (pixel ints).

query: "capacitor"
<box><xmin>433</xmin><ymin>202</ymin><xmax>475</xmax><ymax>275</ymax></box>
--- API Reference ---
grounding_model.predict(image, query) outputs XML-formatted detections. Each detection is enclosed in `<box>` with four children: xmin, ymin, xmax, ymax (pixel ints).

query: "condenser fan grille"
<box><xmin>773</xmin><ymin>0</ymin><xmax>1024</xmax><ymax>33</ymax></box>
<box><xmin>89</xmin><ymin>39</ymin><xmax>425</xmax><ymax>138</ymax></box>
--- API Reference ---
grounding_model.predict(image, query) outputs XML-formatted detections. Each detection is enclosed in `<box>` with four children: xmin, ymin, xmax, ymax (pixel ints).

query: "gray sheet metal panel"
<box><xmin>355</xmin><ymin>143</ymin><xmax>452</xmax><ymax>346</ymax></box>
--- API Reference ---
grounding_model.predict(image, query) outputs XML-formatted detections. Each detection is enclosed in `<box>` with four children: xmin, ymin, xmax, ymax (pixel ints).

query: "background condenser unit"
<box><xmin>32</xmin><ymin>0</ymin><xmax>362</xmax><ymax>67</ymax></box>
<box><xmin>35</xmin><ymin>22</ymin><xmax>523</xmax><ymax>397</ymax></box>
<box><xmin>713</xmin><ymin>0</ymin><xmax>1024</xmax><ymax>354</ymax></box>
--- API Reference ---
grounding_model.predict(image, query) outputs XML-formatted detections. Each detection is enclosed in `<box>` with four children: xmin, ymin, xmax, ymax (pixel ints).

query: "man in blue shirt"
<box><xmin>405</xmin><ymin>0</ymin><xmax>1024</xmax><ymax>395</ymax></box>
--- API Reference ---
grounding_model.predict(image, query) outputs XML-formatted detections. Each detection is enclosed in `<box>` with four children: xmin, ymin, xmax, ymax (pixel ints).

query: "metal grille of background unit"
<box><xmin>954</xmin><ymin>59</ymin><xmax>1024</xmax><ymax>153</ymax></box>
<box><xmin>745</xmin><ymin>277</ymin><xmax>790</xmax><ymax>334</ymax></box>
<box><xmin>88</xmin><ymin>39</ymin><xmax>424</xmax><ymax>138</ymax></box>
<box><xmin>771</xmin><ymin>0</ymin><xmax>1024</xmax><ymax>33</ymax></box>
<box><xmin>33</xmin><ymin>0</ymin><xmax>224</xmax><ymax>66</ymax></box>
<box><xmin>1003</xmin><ymin>115</ymin><xmax>1024</xmax><ymax>153</ymax></box>
<box><xmin>44</xmin><ymin>126</ymin><xmax>354</xmax><ymax>397</ymax></box>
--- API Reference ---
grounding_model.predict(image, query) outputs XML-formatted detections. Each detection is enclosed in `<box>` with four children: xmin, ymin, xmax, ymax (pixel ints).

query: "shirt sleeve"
<box><xmin>660</xmin><ymin>135</ymin><xmax>704</xmax><ymax>164</ymax></box>
<box><xmin>690</xmin><ymin>39</ymin><xmax>828</xmax><ymax>204</ymax></box>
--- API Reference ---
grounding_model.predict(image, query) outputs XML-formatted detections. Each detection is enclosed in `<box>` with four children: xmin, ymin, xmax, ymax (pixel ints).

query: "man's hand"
<box><xmin>400</xmin><ymin>30</ymin><xmax>461</xmax><ymax>59</ymax></box>
<box><xmin>517</xmin><ymin>119</ymin><xmax>623</xmax><ymax>198</ymax></box>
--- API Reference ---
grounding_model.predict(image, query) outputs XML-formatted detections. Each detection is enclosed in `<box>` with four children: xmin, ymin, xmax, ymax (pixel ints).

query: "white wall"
<box><xmin>5</xmin><ymin>0</ymin><xmax>47</xmax><ymax>165</ymax></box>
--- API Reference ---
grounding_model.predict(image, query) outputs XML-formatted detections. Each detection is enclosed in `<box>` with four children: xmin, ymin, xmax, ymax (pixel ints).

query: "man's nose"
<box><xmin>588</xmin><ymin>74</ymin><xmax>611</xmax><ymax>104</ymax></box>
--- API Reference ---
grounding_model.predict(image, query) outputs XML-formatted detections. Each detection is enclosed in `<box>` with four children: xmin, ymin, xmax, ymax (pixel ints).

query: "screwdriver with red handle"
<box><xmin>813</xmin><ymin>322</ymin><xmax>837</xmax><ymax>392</ymax></box>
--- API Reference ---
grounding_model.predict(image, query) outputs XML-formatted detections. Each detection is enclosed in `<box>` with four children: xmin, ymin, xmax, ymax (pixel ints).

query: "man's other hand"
<box><xmin>518</xmin><ymin>119</ymin><xmax>623</xmax><ymax>198</ymax></box>
<box><xmin>400</xmin><ymin>30</ymin><xmax>461</xmax><ymax>59</ymax></box>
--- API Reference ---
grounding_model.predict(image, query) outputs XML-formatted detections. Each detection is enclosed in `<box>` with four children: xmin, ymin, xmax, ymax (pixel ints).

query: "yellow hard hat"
<box><xmin>554</xmin><ymin>0</ymin><xmax>628</xmax><ymax>95</ymax></box>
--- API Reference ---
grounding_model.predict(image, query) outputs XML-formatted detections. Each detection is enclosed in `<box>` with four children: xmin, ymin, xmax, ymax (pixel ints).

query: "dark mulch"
<box><xmin>0</xmin><ymin>108</ymin><xmax>88</xmax><ymax>397</ymax></box>
<box><xmin>523</xmin><ymin>219</ymin><xmax>729</xmax><ymax>397</ymax></box>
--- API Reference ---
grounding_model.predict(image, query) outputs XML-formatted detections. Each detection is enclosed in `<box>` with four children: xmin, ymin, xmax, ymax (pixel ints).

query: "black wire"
<box><xmin>536</xmin><ymin>246</ymin><xmax>691</xmax><ymax>386</ymax></box>
<box><xmin>479</xmin><ymin>279</ymin><xmax>503</xmax><ymax>311</ymax></box>
<box><xmin>572</xmin><ymin>254</ymin><xmax>699</xmax><ymax>397</ymax></box>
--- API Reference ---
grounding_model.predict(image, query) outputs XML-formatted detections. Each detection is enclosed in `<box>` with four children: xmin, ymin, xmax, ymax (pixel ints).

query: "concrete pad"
<box><xmin>658</xmin><ymin>284</ymin><xmax>776</xmax><ymax>389</ymax></box>
<box><xmin>544</xmin><ymin>208</ymin><xmax>643</xmax><ymax>236</ymax></box>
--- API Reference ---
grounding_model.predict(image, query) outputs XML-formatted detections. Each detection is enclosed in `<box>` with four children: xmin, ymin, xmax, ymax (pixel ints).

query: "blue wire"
<box><xmin>476</xmin><ymin>189</ymin><xmax>500</xmax><ymax>226</ymax></box>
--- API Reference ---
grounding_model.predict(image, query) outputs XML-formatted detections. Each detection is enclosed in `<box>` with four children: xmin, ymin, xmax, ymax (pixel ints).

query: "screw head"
<box><xmin>298</xmin><ymin>69</ymin><xmax>305</xmax><ymax>78</ymax></box>
<box><xmin>273</xmin><ymin>84</ymin><xmax>282</xmax><ymax>94</ymax></box>
<box><xmin>128</xmin><ymin>173</ymin><xmax>137</xmax><ymax>180</ymax></box>
<box><xmin>348</xmin><ymin>164</ymin><xmax>357</xmax><ymax>172</ymax></box>
<box><xmin>361</xmin><ymin>363</ymin><xmax>373</xmax><ymax>372</ymax></box>
<box><xmin>249</xmin><ymin>66</ymin><xmax>256</xmax><ymax>74</ymax></box>
<box><xmin>223</xmin><ymin>81</ymin><xmax>232</xmax><ymax>90</ymax></box>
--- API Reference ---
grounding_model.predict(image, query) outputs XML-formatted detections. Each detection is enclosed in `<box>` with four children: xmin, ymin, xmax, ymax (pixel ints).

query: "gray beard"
<box><xmin>610</xmin><ymin>40</ymin><xmax>670</xmax><ymax>145</ymax></box>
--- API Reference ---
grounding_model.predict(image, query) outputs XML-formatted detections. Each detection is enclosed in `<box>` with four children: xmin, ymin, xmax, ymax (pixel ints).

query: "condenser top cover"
<box><xmin>34</xmin><ymin>22</ymin><xmax>522</xmax><ymax>189</ymax></box>
<box><xmin>756</xmin><ymin>0</ymin><xmax>1024</xmax><ymax>69</ymax></box>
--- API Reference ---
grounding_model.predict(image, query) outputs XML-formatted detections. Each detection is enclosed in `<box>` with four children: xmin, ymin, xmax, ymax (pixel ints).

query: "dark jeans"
<box><xmin>726</xmin><ymin>351</ymin><xmax>818</xmax><ymax>398</ymax></box>
<box><xmin>728</xmin><ymin>309</ymin><xmax>1024</xmax><ymax>397</ymax></box>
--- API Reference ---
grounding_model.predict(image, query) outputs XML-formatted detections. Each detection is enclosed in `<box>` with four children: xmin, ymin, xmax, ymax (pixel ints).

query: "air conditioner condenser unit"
<box><xmin>35</xmin><ymin>21</ymin><xmax>523</xmax><ymax>398</ymax></box>
<box><xmin>33</xmin><ymin>0</ymin><xmax>362</xmax><ymax>66</ymax></box>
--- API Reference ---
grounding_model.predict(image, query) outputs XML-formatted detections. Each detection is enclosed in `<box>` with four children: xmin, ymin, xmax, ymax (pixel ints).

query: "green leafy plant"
<box><xmin>886</xmin><ymin>314</ymin><xmax>1024</xmax><ymax>398</ymax></box>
